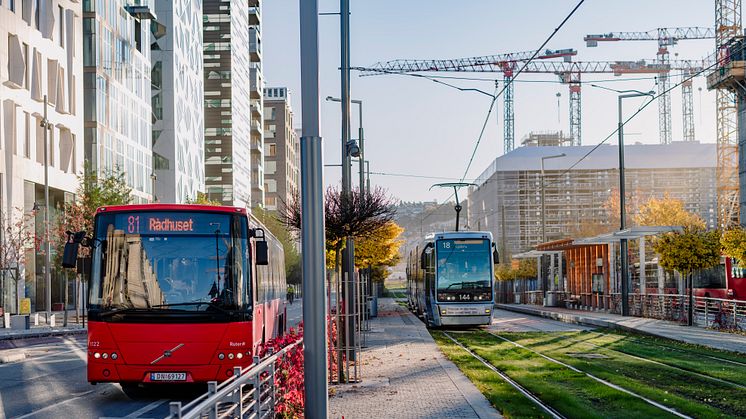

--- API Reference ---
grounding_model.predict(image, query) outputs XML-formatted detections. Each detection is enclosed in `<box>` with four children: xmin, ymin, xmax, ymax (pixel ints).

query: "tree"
<box><xmin>634</xmin><ymin>194</ymin><xmax>705</xmax><ymax>230</ymax></box>
<box><xmin>653</xmin><ymin>228</ymin><xmax>721</xmax><ymax>325</ymax></box>
<box><xmin>495</xmin><ymin>263</ymin><xmax>516</xmax><ymax>281</ymax></box>
<box><xmin>354</xmin><ymin>221</ymin><xmax>403</xmax><ymax>281</ymax></box>
<box><xmin>186</xmin><ymin>192</ymin><xmax>222</xmax><ymax>206</ymax></box>
<box><xmin>253</xmin><ymin>207</ymin><xmax>301</xmax><ymax>285</ymax></box>
<box><xmin>0</xmin><ymin>208</ymin><xmax>37</xmax><ymax>313</ymax></box>
<box><xmin>721</xmin><ymin>227</ymin><xmax>746</xmax><ymax>266</ymax></box>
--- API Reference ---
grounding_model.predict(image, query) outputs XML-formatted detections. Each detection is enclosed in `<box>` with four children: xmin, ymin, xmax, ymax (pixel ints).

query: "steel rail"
<box><xmin>442</xmin><ymin>332</ymin><xmax>566</xmax><ymax>419</ymax></box>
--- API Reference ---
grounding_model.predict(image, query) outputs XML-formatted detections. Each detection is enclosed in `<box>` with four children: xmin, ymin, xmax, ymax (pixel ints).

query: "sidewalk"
<box><xmin>1</xmin><ymin>311</ymin><xmax>86</xmax><ymax>342</ymax></box>
<box><xmin>497</xmin><ymin>303</ymin><xmax>746</xmax><ymax>354</ymax></box>
<box><xmin>329</xmin><ymin>298</ymin><xmax>501</xmax><ymax>419</ymax></box>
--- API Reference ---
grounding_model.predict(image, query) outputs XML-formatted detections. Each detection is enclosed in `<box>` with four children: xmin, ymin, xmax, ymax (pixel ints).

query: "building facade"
<box><xmin>249</xmin><ymin>0</ymin><xmax>263</xmax><ymax>208</ymax></box>
<box><xmin>0</xmin><ymin>0</ymin><xmax>84</xmax><ymax>312</ymax></box>
<box><xmin>83</xmin><ymin>0</ymin><xmax>154</xmax><ymax>202</ymax></box>
<box><xmin>468</xmin><ymin>142</ymin><xmax>718</xmax><ymax>257</ymax></box>
<box><xmin>151</xmin><ymin>0</ymin><xmax>204</xmax><ymax>203</ymax></box>
<box><xmin>263</xmin><ymin>87</ymin><xmax>298</xmax><ymax>211</ymax></box>
<box><xmin>203</xmin><ymin>0</ymin><xmax>263</xmax><ymax>208</ymax></box>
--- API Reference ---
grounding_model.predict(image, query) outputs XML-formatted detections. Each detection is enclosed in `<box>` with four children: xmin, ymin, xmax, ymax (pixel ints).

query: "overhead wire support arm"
<box><xmin>430</xmin><ymin>182</ymin><xmax>477</xmax><ymax>232</ymax></box>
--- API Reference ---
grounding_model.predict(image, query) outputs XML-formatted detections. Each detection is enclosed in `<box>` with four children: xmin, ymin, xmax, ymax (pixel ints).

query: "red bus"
<box><xmin>65</xmin><ymin>204</ymin><xmax>287</xmax><ymax>396</ymax></box>
<box><xmin>693</xmin><ymin>257</ymin><xmax>746</xmax><ymax>300</ymax></box>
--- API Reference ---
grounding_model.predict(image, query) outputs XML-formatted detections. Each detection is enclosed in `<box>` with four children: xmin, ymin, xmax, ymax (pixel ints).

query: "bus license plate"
<box><xmin>150</xmin><ymin>372</ymin><xmax>187</xmax><ymax>381</ymax></box>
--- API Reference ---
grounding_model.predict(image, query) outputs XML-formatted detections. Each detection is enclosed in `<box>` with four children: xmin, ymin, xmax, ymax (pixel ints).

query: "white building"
<box><xmin>83</xmin><ymin>0</ymin><xmax>155</xmax><ymax>202</ymax></box>
<box><xmin>151</xmin><ymin>0</ymin><xmax>205</xmax><ymax>203</ymax></box>
<box><xmin>0</xmin><ymin>0</ymin><xmax>84</xmax><ymax>312</ymax></box>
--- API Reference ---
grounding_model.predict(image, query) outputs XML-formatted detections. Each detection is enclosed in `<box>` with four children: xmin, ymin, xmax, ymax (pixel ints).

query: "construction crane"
<box><xmin>365</xmin><ymin>48</ymin><xmax>578</xmax><ymax>152</ymax></box>
<box><xmin>707</xmin><ymin>1</ymin><xmax>742</xmax><ymax>228</ymax></box>
<box><xmin>362</xmin><ymin>58</ymin><xmax>672</xmax><ymax>150</ymax></box>
<box><xmin>584</xmin><ymin>27</ymin><xmax>716</xmax><ymax>144</ymax></box>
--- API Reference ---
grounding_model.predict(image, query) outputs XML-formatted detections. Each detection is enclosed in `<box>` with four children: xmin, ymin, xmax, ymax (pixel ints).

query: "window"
<box><xmin>267</xmin><ymin>143</ymin><xmax>276</xmax><ymax>157</ymax></box>
<box><xmin>23</xmin><ymin>111</ymin><xmax>30</xmax><ymax>158</ymax></box>
<box><xmin>58</xmin><ymin>6</ymin><xmax>64</xmax><ymax>47</ymax></box>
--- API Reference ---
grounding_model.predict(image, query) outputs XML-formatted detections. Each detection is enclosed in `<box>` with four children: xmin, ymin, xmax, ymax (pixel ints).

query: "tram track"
<box><xmin>481</xmin><ymin>329</ymin><xmax>693</xmax><ymax>419</ymax></box>
<box><xmin>441</xmin><ymin>331</ymin><xmax>566</xmax><ymax>419</ymax></box>
<box><xmin>554</xmin><ymin>333</ymin><xmax>746</xmax><ymax>391</ymax></box>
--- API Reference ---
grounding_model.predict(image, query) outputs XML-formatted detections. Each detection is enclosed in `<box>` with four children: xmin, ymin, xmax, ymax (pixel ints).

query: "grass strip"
<box><xmin>503</xmin><ymin>331</ymin><xmax>742</xmax><ymax>418</ymax></box>
<box><xmin>432</xmin><ymin>331</ymin><xmax>551</xmax><ymax>419</ymax></box>
<box><xmin>437</xmin><ymin>331</ymin><xmax>679</xmax><ymax>419</ymax></box>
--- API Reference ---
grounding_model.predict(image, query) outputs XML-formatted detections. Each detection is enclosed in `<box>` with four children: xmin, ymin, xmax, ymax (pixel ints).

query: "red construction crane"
<box><xmin>366</xmin><ymin>48</ymin><xmax>578</xmax><ymax>152</ymax></box>
<box><xmin>362</xmin><ymin>57</ymin><xmax>671</xmax><ymax>150</ymax></box>
<box><xmin>584</xmin><ymin>27</ymin><xmax>716</xmax><ymax>143</ymax></box>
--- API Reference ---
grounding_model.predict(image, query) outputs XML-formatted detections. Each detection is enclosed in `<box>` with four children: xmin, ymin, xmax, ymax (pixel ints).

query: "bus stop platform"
<box><xmin>0</xmin><ymin>311</ymin><xmax>86</xmax><ymax>343</ymax></box>
<box><xmin>496</xmin><ymin>303</ymin><xmax>746</xmax><ymax>354</ymax></box>
<box><xmin>329</xmin><ymin>298</ymin><xmax>501</xmax><ymax>419</ymax></box>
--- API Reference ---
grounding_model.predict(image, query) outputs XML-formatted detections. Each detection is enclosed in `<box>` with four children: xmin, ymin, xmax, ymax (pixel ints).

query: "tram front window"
<box><xmin>436</xmin><ymin>239</ymin><xmax>492</xmax><ymax>302</ymax></box>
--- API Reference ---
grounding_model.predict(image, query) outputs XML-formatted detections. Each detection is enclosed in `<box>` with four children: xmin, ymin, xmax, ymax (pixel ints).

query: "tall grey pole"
<box><xmin>619</xmin><ymin>95</ymin><xmax>629</xmax><ymax>317</ymax></box>
<box><xmin>300</xmin><ymin>0</ymin><xmax>328</xmax><ymax>415</ymax></box>
<box><xmin>365</xmin><ymin>160</ymin><xmax>370</xmax><ymax>192</ymax></box>
<box><xmin>340</xmin><ymin>0</ymin><xmax>357</xmax><ymax>365</ymax></box>
<box><xmin>42</xmin><ymin>95</ymin><xmax>52</xmax><ymax>322</ymax></box>
<box><xmin>354</xmin><ymin>100</ymin><xmax>364</xmax><ymax>194</ymax></box>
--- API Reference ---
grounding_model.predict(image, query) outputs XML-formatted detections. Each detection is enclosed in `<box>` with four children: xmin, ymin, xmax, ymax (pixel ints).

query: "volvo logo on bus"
<box><xmin>151</xmin><ymin>343</ymin><xmax>185</xmax><ymax>365</ymax></box>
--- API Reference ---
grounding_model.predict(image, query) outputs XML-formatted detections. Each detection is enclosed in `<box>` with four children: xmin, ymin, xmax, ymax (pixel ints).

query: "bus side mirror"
<box><xmin>493</xmin><ymin>249</ymin><xmax>500</xmax><ymax>265</ymax></box>
<box><xmin>62</xmin><ymin>231</ymin><xmax>86</xmax><ymax>269</ymax></box>
<box><xmin>255</xmin><ymin>241</ymin><xmax>269</xmax><ymax>266</ymax></box>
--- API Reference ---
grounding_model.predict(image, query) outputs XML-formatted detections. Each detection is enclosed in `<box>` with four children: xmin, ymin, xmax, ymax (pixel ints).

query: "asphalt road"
<box><xmin>0</xmin><ymin>301</ymin><xmax>303</xmax><ymax>419</ymax></box>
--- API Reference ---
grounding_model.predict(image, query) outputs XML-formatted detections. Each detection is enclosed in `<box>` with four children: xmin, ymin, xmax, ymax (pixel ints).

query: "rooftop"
<box><xmin>475</xmin><ymin>141</ymin><xmax>716</xmax><ymax>187</ymax></box>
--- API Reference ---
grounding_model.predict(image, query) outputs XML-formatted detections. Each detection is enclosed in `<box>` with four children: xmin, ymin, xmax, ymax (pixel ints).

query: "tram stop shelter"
<box><xmin>511</xmin><ymin>226</ymin><xmax>682</xmax><ymax>311</ymax></box>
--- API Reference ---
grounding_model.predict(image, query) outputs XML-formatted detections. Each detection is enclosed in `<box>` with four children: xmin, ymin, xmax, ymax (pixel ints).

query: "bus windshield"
<box><xmin>88</xmin><ymin>211</ymin><xmax>250</xmax><ymax>315</ymax></box>
<box><xmin>436</xmin><ymin>239</ymin><xmax>492</xmax><ymax>293</ymax></box>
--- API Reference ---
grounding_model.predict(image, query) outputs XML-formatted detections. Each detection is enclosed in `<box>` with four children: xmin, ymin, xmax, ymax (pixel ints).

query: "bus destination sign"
<box><xmin>112</xmin><ymin>212</ymin><xmax>229</xmax><ymax>235</ymax></box>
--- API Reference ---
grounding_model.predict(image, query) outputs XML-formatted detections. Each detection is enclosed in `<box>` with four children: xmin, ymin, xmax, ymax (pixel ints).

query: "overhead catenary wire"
<box><xmin>459</xmin><ymin>0</ymin><xmax>586</xmax><ymax>182</ymax></box>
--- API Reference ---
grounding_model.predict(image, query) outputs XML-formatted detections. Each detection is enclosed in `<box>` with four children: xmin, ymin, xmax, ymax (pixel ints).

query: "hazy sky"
<box><xmin>262</xmin><ymin>0</ymin><xmax>716</xmax><ymax>203</ymax></box>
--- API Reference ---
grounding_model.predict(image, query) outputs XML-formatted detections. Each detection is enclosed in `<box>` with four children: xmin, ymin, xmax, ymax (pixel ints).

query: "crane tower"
<box><xmin>584</xmin><ymin>27</ymin><xmax>716</xmax><ymax>143</ymax></box>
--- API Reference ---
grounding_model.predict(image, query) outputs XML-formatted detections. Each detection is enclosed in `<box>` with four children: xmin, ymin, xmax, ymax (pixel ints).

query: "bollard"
<box><xmin>3</xmin><ymin>313</ymin><xmax>9</xmax><ymax>329</ymax></box>
<box><xmin>169</xmin><ymin>401</ymin><xmax>182</xmax><ymax>419</ymax></box>
<box><xmin>34</xmin><ymin>313</ymin><xmax>39</xmax><ymax>326</ymax></box>
<box><xmin>50</xmin><ymin>314</ymin><xmax>56</xmax><ymax>327</ymax></box>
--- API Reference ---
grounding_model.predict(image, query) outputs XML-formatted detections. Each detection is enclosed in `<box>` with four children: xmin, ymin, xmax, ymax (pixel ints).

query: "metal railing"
<box><xmin>167</xmin><ymin>340</ymin><xmax>302</xmax><ymax>419</ymax></box>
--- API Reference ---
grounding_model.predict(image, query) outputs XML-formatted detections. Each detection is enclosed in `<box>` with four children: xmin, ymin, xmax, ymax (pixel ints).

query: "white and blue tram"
<box><xmin>406</xmin><ymin>231</ymin><xmax>498</xmax><ymax>327</ymax></box>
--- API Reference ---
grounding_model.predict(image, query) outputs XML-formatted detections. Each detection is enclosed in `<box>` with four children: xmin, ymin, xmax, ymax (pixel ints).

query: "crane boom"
<box><xmin>585</xmin><ymin>27</ymin><xmax>716</xmax><ymax>46</ymax></box>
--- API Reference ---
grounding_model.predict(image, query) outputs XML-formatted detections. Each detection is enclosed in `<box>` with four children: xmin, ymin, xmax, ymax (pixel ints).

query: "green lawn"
<box><xmin>434</xmin><ymin>329</ymin><xmax>746</xmax><ymax>418</ymax></box>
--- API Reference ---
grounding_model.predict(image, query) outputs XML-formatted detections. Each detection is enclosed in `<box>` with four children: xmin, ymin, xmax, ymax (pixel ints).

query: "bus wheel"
<box><xmin>120</xmin><ymin>383</ymin><xmax>147</xmax><ymax>399</ymax></box>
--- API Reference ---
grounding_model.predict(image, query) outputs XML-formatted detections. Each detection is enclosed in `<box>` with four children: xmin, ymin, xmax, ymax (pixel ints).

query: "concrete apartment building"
<box><xmin>203</xmin><ymin>0</ymin><xmax>263</xmax><ymax>208</ymax></box>
<box><xmin>0</xmin><ymin>0</ymin><xmax>84</xmax><ymax>312</ymax></box>
<box><xmin>468</xmin><ymin>142</ymin><xmax>717</xmax><ymax>257</ymax></box>
<box><xmin>263</xmin><ymin>87</ymin><xmax>298</xmax><ymax>210</ymax></box>
<box><xmin>82</xmin><ymin>1</ymin><xmax>155</xmax><ymax>202</ymax></box>
<box><xmin>151</xmin><ymin>0</ymin><xmax>205</xmax><ymax>203</ymax></box>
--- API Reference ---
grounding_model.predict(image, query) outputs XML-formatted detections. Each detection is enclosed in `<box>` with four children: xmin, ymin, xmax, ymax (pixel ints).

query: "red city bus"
<box><xmin>65</xmin><ymin>204</ymin><xmax>287</xmax><ymax>397</ymax></box>
<box><xmin>693</xmin><ymin>257</ymin><xmax>746</xmax><ymax>300</ymax></box>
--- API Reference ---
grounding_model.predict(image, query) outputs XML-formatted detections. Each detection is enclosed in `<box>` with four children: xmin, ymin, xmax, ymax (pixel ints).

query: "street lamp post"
<box><xmin>591</xmin><ymin>84</ymin><xmax>654</xmax><ymax>317</ymax></box>
<box><xmin>326</xmin><ymin>97</ymin><xmax>364</xmax><ymax>194</ymax></box>
<box><xmin>41</xmin><ymin>96</ymin><xmax>52</xmax><ymax>322</ymax></box>
<box><xmin>150</xmin><ymin>172</ymin><xmax>157</xmax><ymax>203</ymax></box>
<box><xmin>540</xmin><ymin>153</ymin><xmax>564</xmax><ymax>304</ymax></box>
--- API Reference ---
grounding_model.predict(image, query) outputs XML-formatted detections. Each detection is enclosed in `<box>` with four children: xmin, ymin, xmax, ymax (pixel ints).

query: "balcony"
<box><xmin>250</xmin><ymin>68</ymin><xmax>262</xmax><ymax>99</ymax></box>
<box><xmin>249</xmin><ymin>28</ymin><xmax>261</xmax><ymax>61</ymax></box>
<box><xmin>251</xmin><ymin>102</ymin><xmax>262</xmax><ymax>118</ymax></box>
<box><xmin>251</xmin><ymin>120</ymin><xmax>262</xmax><ymax>135</ymax></box>
<box><xmin>249</xmin><ymin>7</ymin><xmax>261</xmax><ymax>26</ymax></box>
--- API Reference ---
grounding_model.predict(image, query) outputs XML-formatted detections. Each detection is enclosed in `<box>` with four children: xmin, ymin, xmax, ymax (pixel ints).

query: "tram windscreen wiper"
<box><xmin>151</xmin><ymin>301</ymin><xmax>232</xmax><ymax>315</ymax></box>
<box><xmin>445</xmin><ymin>281</ymin><xmax>487</xmax><ymax>290</ymax></box>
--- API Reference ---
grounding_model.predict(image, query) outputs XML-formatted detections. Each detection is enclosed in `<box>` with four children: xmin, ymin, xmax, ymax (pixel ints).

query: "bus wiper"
<box><xmin>98</xmin><ymin>307</ymin><xmax>151</xmax><ymax>318</ymax></box>
<box><xmin>151</xmin><ymin>302</ymin><xmax>233</xmax><ymax>315</ymax></box>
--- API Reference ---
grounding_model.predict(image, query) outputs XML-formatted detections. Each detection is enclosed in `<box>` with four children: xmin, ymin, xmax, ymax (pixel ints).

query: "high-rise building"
<box><xmin>151</xmin><ymin>0</ymin><xmax>205</xmax><ymax>203</ymax></box>
<box><xmin>249</xmin><ymin>1</ymin><xmax>264</xmax><ymax>209</ymax></box>
<box><xmin>468</xmin><ymin>142</ymin><xmax>718</xmax><ymax>257</ymax></box>
<box><xmin>263</xmin><ymin>87</ymin><xmax>298</xmax><ymax>210</ymax></box>
<box><xmin>0</xmin><ymin>0</ymin><xmax>84</xmax><ymax>312</ymax></box>
<box><xmin>83</xmin><ymin>1</ymin><xmax>155</xmax><ymax>202</ymax></box>
<box><xmin>203</xmin><ymin>0</ymin><xmax>263</xmax><ymax>208</ymax></box>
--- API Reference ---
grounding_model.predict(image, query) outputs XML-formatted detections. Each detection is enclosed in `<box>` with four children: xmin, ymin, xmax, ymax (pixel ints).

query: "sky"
<box><xmin>261</xmin><ymin>0</ymin><xmax>717</xmax><ymax>203</ymax></box>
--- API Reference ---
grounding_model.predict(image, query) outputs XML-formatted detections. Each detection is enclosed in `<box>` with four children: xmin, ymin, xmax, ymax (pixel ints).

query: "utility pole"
<box><xmin>339</xmin><ymin>0</ymin><xmax>357</xmax><ymax>368</ymax></box>
<box><xmin>300</xmin><ymin>0</ymin><xmax>327</xmax><ymax>415</ymax></box>
<box><xmin>42</xmin><ymin>95</ymin><xmax>52</xmax><ymax>323</ymax></box>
